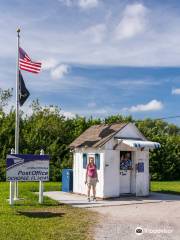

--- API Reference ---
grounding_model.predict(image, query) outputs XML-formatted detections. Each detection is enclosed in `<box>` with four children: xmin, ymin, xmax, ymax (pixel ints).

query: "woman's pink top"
<box><xmin>87</xmin><ymin>164</ymin><xmax>97</xmax><ymax>178</ymax></box>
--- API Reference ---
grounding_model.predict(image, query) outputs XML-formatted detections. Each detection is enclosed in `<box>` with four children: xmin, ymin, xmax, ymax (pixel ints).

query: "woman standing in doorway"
<box><xmin>85</xmin><ymin>157</ymin><xmax>98</xmax><ymax>202</ymax></box>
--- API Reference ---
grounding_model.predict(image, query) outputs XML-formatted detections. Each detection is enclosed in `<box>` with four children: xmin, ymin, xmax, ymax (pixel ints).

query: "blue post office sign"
<box><xmin>6</xmin><ymin>154</ymin><xmax>50</xmax><ymax>182</ymax></box>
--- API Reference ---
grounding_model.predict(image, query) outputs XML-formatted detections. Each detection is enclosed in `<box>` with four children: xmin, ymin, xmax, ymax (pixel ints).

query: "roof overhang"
<box><xmin>117</xmin><ymin>139</ymin><xmax>161</xmax><ymax>150</ymax></box>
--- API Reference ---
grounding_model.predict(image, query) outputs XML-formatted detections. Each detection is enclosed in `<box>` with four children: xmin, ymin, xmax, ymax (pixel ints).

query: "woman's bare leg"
<box><xmin>87</xmin><ymin>185</ymin><xmax>91</xmax><ymax>199</ymax></box>
<box><xmin>92</xmin><ymin>185</ymin><xmax>96</xmax><ymax>199</ymax></box>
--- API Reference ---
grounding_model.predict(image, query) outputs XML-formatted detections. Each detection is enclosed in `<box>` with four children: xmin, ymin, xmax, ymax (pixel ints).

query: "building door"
<box><xmin>119</xmin><ymin>151</ymin><xmax>132</xmax><ymax>194</ymax></box>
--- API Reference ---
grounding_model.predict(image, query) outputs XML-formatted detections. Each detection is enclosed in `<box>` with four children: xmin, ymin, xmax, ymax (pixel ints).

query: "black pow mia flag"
<box><xmin>19</xmin><ymin>71</ymin><xmax>30</xmax><ymax>106</ymax></box>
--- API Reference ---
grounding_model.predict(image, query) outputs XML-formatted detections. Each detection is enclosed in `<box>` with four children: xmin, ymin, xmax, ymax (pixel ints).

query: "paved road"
<box><xmin>90</xmin><ymin>198</ymin><xmax>180</xmax><ymax>240</ymax></box>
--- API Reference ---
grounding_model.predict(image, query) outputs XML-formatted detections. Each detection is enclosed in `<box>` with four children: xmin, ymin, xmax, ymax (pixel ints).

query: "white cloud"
<box><xmin>41</xmin><ymin>58</ymin><xmax>59</xmax><ymax>70</ymax></box>
<box><xmin>61</xmin><ymin>111</ymin><xmax>76</xmax><ymax>118</ymax></box>
<box><xmin>82</xmin><ymin>24</ymin><xmax>106</xmax><ymax>43</ymax></box>
<box><xmin>41</xmin><ymin>59</ymin><xmax>70</xmax><ymax>81</ymax></box>
<box><xmin>20</xmin><ymin>105</ymin><xmax>76</xmax><ymax>119</ymax></box>
<box><xmin>115</xmin><ymin>3</ymin><xmax>148</xmax><ymax>40</ymax></box>
<box><xmin>88</xmin><ymin>101</ymin><xmax>96</xmax><ymax>108</ymax></box>
<box><xmin>3</xmin><ymin>1</ymin><xmax>180</xmax><ymax>68</ymax></box>
<box><xmin>51</xmin><ymin>64</ymin><xmax>69</xmax><ymax>80</ymax></box>
<box><xmin>21</xmin><ymin>104</ymin><xmax>33</xmax><ymax>117</ymax></box>
<box><xmin>78</xmin><ymin>0</ymin><xmax>99</xmax><ymax>9</ymax></box>
<box><xmin>123</xmin><ymin>99</ymin><xmax>163</xmax><ymax>112</ymax></box>
<box><xmin>172</xmin><ymin>88</ymin><xmax>180</xmax><ymax>95</ymax></box>
<box><xmin>79</xmin><ymin>107</ymin><xmax>108</xmax><ymax>116</ymax></box>
<box><xmin>109</xmin><ymin>79</ymin><xmax>161</xmax><ymax>87</ymax></box>
<box><xmin>59</xmin><ymin>0</ymin><xmax>73</xmax><ymax>7</ymax></box>
<box><xmin>59</xmin><ymin>0</ymin><xmax>99</xmax><ymax>9</ymax></box>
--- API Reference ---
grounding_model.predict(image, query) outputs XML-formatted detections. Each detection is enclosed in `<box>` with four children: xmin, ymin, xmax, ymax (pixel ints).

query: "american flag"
<box><xmin>19</xmin><ymin>47</ymin><xmax>42</xmax><ymax>74</ymax></box>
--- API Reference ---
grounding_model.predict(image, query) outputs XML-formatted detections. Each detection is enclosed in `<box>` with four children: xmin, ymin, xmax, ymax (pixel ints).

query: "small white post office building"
<box><xmin>70</xmin><ymin>123</ymin><xmax>160</xmax><ymax>198</ymax></box>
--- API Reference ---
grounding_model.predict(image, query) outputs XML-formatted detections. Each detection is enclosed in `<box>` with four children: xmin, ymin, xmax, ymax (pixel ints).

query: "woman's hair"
<box><xmin>88</xmin><ymin>157</ymin><xmax>95</xmax><ymax>167</ymax></box>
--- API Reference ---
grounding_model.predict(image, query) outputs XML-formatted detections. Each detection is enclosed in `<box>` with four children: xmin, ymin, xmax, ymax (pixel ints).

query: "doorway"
<box><xmin>119</xmin><ymin>151</ymin><xmax>133</xmax><ymax>194</ymax></box>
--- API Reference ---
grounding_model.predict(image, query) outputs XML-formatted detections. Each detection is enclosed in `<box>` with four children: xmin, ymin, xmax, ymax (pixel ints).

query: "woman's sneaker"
<box><xmin>87</xmin><ymin>197</ymin><xmax>90</xmax><ymax>202</ymax></box>
<box><xmin>92</xmin><ymin>197</ymin><xmax>96</xmax><ymax>202</ymax></box>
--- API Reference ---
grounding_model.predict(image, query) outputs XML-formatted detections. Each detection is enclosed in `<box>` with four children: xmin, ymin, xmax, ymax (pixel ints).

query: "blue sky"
<box><xmin>0</xmin><ymin>0</ymin><xmax>180</xmax><ymax>125</ymax></box>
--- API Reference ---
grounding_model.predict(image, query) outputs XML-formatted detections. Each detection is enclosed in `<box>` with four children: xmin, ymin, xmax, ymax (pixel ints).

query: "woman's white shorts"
<box><xmin>87</xmin><ymin>176</ymin><xmax>97</xmax><ymax>187</ymax></box>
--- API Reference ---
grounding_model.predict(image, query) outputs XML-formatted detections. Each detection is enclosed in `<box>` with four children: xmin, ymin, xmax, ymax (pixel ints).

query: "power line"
<box><xmin>156</xmin><ymin>115</ymin><xmax>180</xmax><ymax>120</ymax></box>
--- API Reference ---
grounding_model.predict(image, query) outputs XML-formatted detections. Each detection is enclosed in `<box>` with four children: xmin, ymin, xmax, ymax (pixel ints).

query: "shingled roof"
<box><xmin>69</xmin><ymin>123</ymin><xmax>127</xmax><ymax>149</ymax></box>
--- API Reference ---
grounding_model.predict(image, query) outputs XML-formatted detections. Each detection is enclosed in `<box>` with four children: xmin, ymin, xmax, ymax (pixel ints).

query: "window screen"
<box><xmin>120</xmin><ymin>151</ymin><xmax>132</xmax><ymax>170</ymax></box>
<box><xmin>83</xmin><ymin>153</ymin><xmax>87</xmax><ymax>169</ymax></box>
<box><xmin>95</xmin><ymin>153</ymin><xmax>100</xmax><ymax>170</ymax></box>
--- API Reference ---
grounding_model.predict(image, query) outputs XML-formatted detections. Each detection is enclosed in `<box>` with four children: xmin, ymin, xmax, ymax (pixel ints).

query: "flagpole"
<box><xmin>15</xmin><ymin>28</ymin><xmax>20</xmax><ymax>154</ymax></box>
<box><xmin>14</xmin><ymin>28</ymin><xmax>20</xmax><ymax>200</ymax></box>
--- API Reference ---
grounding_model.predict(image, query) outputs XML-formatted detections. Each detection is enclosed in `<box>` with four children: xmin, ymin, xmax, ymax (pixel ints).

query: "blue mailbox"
<box><xmin>62</xmin><ymin>169</ymin><xmax>73</xmax><ymax>192</ymax></box>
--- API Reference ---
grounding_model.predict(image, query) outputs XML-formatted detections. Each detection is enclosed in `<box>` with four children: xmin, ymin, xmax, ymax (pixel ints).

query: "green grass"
<box><xmin>151</xmin><ymin>181</ymin><xmax>180</xmax><ymax>195</ymax></box>
<box><xmin>0</xmin><ymin>182</ymin><xmax>97</xmax><ymax>240</ymax></box>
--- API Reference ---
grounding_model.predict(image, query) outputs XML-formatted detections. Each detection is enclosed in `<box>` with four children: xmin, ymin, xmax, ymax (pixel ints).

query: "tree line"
<box><xmin>0</xmin><ymin>88</ymin><xmax>179</xmax><ymax>181</ymax></box>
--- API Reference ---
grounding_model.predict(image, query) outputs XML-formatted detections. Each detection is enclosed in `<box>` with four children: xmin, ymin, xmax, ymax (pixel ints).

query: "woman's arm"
<box><xmin>85</xmin><ymin>165</ymin><xmax>88</xmax><ymax>184</ymax></box>
<box><xmin>95</xmin><ymin>167</ymin><xmax>99</xmax><ymax>181</ymax></box>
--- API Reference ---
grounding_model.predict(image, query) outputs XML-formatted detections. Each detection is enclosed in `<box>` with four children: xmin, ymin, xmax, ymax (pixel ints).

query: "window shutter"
<box><xmin>83</xmin><ymin>153</ymin><xmax>87</xmax><ymax>169</ymax></box>
<box><xmin>95</xmin><ymin>153</ymin><xmax>100</xmax><ymax>170</ymax></box>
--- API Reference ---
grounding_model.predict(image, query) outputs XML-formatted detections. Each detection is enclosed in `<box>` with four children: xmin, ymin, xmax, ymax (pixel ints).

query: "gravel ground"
<box><xmin>90</xmin><ymin>200</ymin><xmax>180</xmax><ymax>240</ymax></box>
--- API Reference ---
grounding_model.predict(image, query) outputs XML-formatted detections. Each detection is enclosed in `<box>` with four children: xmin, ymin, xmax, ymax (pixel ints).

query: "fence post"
<box><xmin>9</xmin><ymin>181</ymin><xmax>15</xmax><ymax>205</ymax></box>
<box><xmin>14</xmin><ymin>181</ymin><xmax>19</xmax><ymax>200</ymax></box>
<box><xmin>39</xmin><ymin>149</ymin><xmax>44</xmax><ymax>204</ymax></box>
